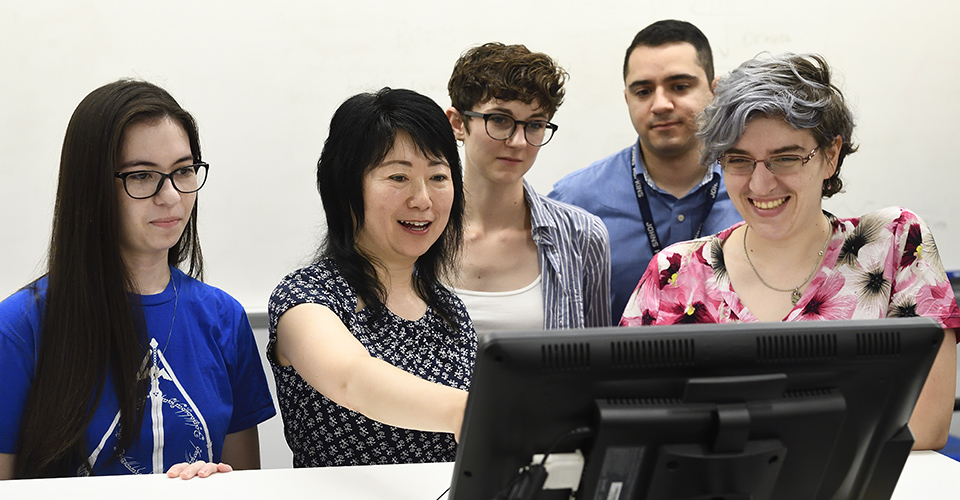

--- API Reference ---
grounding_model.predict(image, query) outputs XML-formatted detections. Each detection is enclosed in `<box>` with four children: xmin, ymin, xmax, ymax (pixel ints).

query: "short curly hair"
<box><xmin>698</xmin><ymin>53</ymin><xmax>857</xmax><ymax>198</ymax></box>
<box><xmin>448</xmin><ymin>42</ymin><xmax>568</xmax><ymax>122</ymax></box>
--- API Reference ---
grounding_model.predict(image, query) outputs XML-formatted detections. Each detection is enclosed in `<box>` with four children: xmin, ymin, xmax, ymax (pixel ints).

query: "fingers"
<box><xmin>165</xmin><ymin>461</ymin><xmax>233</xmax><ymax>479</ymax></box>
<box><xmin>166</xmin><ymin>463</ymin><xmax>188</xmax><ymax>478</ymax></box>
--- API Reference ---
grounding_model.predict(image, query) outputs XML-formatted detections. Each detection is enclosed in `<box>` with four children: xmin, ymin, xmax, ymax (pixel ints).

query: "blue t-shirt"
<box><xmin>0</xmin><ymin>268</ymin><xmax>276</xmax><ymax>476</ymax></box>
<box><xmin>549</xmin><ymin>140</ymin><xmax>743</xmax><ymax>324</ymax></box>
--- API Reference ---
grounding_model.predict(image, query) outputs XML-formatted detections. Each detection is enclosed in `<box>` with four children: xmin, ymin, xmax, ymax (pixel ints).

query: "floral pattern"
<box><xmin>267</xmin><ymin>258</ymin><xmax>477</xmax><ymax>467</ymax></box>
<box><xmin>622</xmin><ymin>207</ymin><xmax>960</xmax><ymax>330</ymax></box>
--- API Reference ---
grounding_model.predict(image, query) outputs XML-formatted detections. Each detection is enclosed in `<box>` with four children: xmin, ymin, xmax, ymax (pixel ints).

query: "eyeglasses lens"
<box><xmin>125</xmin><ymin>165</ymin><xmax>207</xmax><ymax>198</ymax></box>
<box><xmin>484</xmin><ymin>115</ymin><xmax>553</xmax><ymax>146</ymax></box>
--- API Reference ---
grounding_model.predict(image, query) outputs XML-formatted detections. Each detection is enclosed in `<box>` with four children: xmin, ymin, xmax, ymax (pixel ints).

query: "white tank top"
<box><xmin>452</xmin><ymin>275</ymin><xmax>545</xmax><ymax>334</ymax></box>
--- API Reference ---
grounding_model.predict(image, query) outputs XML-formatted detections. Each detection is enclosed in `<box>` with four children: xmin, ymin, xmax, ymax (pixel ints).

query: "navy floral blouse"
<box><xmin>267</xmin><ymin>258</ymin><xmax>476</xmax><ymax>467</ymax></box>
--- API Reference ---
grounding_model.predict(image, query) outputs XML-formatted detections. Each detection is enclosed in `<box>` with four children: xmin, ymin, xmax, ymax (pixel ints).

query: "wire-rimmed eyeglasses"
<box><xmin>718</xmin><ymin>148</ymin><xmax>819</xmax><ymax>176</ymax></box>
<box><xmin>114</xmin><ymin>163</ymin><xmax>209</xmax><ymax>199</ymax></box>
<box><xmin>461</xmin><ymin>111</ymin><xmax>558</xmax><ymax>147</ymax></box>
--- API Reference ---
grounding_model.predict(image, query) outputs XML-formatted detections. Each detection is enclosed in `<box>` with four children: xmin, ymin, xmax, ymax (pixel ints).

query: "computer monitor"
<box><xmin>449</xmin><ymin>318</ymin><xmax>943</xmax><ymax>500</ymax></box>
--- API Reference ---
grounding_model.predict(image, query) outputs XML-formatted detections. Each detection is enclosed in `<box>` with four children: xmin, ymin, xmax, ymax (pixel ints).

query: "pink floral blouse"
<box><xmin>621</xmin><ymin>207</ymin><xmax>960</xmax><ymax>330</ymax></box>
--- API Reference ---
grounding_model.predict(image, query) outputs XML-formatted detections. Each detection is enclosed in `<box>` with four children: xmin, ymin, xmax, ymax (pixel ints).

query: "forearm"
<box><xmin>909</xmin><ymin>328</ymin><xmax>956</xmax><ymax>450</ymax></box>
<box><xmin>220</xmin><ymin>427</ymin><xmax>261</xmax><ymax>470</ymax></box>
<box><xmin>0</xmin><ymin>453</ymin><xmax>14</xmax><ymax>480</ymax></box>
<box><xmin>336</xmin><ymin>357</ymin><xmax>467</xmax><ymax>435</ymax></box>
<box><xmin>277</xmin><ymin>303</ymin><xmax>468</xmax><ymax>437</ymax></box>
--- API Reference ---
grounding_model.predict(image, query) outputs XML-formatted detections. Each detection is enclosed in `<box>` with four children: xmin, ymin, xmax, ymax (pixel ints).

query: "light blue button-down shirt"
<box><xmin>549</xmin><ymin>140</ymin><xmax>743</xmax><ymax>324</ymax></box>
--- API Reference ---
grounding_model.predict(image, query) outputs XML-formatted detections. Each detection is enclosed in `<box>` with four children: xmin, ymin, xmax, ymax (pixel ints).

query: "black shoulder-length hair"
<box><xmin>15</xmin><ymin>79</ymin><xmax>204</xmax><ymax>478</ymax></box>
<box><xmin>316</xmin><ymin>87</ymin><xmax>464</xmax><ymax>323</ymax></box>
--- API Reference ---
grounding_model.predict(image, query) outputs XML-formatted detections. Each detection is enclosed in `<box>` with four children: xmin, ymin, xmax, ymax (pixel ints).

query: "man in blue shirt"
<box><xmin>549</xmin><ymin>20</ymin><xmax>742</xmax><ymax>324</ymax></box>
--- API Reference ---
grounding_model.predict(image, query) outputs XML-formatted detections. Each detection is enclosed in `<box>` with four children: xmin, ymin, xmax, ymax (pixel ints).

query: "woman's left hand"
<box><xmin>166</xmin><ymin>461</ymin><xmax>233</xmax><ymax>479</ymax></box>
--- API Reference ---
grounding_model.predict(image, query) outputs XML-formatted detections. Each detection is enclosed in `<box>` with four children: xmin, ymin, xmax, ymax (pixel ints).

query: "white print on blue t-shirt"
<box><xmin>85</xmin><ymin>338</ymin><xmax>213</xmax><ymax>474</ymax></box>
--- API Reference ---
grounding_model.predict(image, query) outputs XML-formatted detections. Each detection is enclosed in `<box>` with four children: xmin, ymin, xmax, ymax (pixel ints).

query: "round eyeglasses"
<box><xmin>114</xmin><ymin>163</ymin><xmax>209</xmax><ymax>199</ymax></box>
<box><xmin>718</xmin><ymin>148</ymin><xmax>819</xmax><ymax>176</ymax></box>
<box><xmin>461</xmin><ymin>110</ymin><xmax>558</xmax><ymax>147</ymax></box>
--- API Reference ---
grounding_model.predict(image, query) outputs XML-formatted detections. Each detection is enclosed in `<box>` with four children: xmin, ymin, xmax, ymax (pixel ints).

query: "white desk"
<box><xmin>0</xmin><ymin>451</ymin><xmax>957</xmax><ymax>499</ymax></box>
<box><xmin>889</xmin><ymin>451</ymin><xmax>960</xmax><ymax>497</ymax></box>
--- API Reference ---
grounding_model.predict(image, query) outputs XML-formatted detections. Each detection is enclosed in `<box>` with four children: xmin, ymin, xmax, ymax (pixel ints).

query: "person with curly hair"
<box><xmin>445</xmin><ymin>42</ymin><xmax>612</xmax><ymax>333</ymax></box>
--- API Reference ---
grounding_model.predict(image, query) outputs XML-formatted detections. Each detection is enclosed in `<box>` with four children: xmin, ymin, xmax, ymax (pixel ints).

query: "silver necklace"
<box><xmin>161</xmin><ymin>277</ymin><xmax>178</xmax><ymax>354</ymax></box>
<box><xmin>144</xmin><ymin>276</ymin><xmax>178</xmax><ymax>395</ymax></box>
<box><xmin>142</xmin><ymin>276</ymin><xmax>178</xmax><ymax>356</ymax></box>
<box><xmin>742</xmin><ymin>224</ymin><xmax>831</xmax><ymax>306</ymax></box>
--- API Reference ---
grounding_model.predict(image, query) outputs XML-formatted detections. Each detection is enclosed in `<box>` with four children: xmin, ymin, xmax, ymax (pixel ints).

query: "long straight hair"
<box><xmin>14</xmin><ymin>80</ymin><xmax>204</xmax><ymax>478</ymax></box>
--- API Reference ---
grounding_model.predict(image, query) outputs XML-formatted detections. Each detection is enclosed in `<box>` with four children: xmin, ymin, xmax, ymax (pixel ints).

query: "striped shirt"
<box><xmin>524</xmin><ymin>180</ymin><xmax>612</xmax><ymax>329</ymax></box>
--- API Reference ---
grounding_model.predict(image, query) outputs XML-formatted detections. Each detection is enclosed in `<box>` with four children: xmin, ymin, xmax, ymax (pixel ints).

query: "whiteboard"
<box><xmin>2</xmin><ymin>0</ymin><xmax>958</xmax><ymax>313</ymax></box>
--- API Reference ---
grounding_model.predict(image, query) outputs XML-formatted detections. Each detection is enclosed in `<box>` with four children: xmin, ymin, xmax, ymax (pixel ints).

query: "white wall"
<box><xmin>251</xmin><ymin>324</ymin><xmax>293</xmax><ymax>469</ymax></box>
<box><xmin>2</xmin><ymin>1</ymin><xmax>959</xmax><ymax>314</ymax></box>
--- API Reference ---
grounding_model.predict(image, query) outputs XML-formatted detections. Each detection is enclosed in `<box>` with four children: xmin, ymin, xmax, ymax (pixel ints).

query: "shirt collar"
<box><xmin>633</xmin><ymin>138</ymin><xmax>720</xmax><ymax>193</ymax></box>
<box><xmin>522</xmin><ymin>179</ymin><xmax>556</xmax><ymax>232</ymax></box>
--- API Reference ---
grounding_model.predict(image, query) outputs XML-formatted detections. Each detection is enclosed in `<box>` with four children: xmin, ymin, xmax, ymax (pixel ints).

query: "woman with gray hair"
<box><xmin>621</xmin><ymin>53</ymin><xmax>958</xmax><ymax>450</ymax></box>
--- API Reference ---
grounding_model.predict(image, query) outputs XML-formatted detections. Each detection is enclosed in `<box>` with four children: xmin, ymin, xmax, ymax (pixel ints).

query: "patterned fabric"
<box><xmin>526</xmin><ymin>180</ymin><xmax>612</xmax><ymax>328</ymax></box>
<box><xmin>622</xmin><ymin>207</ymin><xmax>960</xmax><ymax>330</ymax></box>
<box><xmin>549</xmin><ymin>139</ymin><xmax>743</xmax><ymax>324</ymax></box>
<box><xmin>267</xmin><ymin>258</ymin><xmax>477</xmax><ymax>467</ymax></box>
<box><xmin>0</xmin><ymin>268</ymin><xmax>276</xmax><ymax>475</ymax></box>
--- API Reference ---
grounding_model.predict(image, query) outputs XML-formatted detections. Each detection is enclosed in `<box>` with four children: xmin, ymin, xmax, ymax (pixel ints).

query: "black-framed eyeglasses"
<box><xmin>114</xmin><ymin>162</ymin><xmax>209</xmax><ymax>199</ymax></box>
<box><xmin>718</xmin><ymin>148</ymin><xmax>819</xmax><ymax>176</ymax></box>
<box><xmin>461</xmin><ymin>110</ymin><xmax>559</xmax><ymax>147</ymax></box>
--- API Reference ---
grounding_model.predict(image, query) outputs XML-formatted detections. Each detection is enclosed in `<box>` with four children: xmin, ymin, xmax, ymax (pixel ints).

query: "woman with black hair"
<box><xmin>0</xmin><ymin>80</ymin><xmax>275</xmax><ymax>479</ymax></box>
<box><xmin>267</xmin><ymin>88</ymin><xmax>476</xmax><ymax>467</ymax></box>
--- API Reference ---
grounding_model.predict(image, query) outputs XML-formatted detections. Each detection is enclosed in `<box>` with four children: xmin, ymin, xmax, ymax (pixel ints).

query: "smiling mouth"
<box><xmin>751</xmin><ymin>197</ymin><xmax>788</xmax><ymax>210</ymax></box>
<box><xmin>399</xmin><ymin>221</ymin><xmax>431</xmax><ymax>231</ymax></box>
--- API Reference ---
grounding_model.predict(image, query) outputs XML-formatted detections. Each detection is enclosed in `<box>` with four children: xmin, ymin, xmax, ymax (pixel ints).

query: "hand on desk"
<box><xmin>166</xmin><ymin>461</ymin><xmax>233</xmax><ymax>479</ymax></box>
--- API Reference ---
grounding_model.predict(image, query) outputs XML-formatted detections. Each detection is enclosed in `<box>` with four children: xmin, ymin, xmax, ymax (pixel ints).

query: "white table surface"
<box><xmin>890</xmin><ymin>451</ymin><xmax>960</xmax><ymax>497</ymax></box>
<box><xmin>0</xmin><ymin>451</ymin><xmax>956</xmax><ymax>499</ymax></box>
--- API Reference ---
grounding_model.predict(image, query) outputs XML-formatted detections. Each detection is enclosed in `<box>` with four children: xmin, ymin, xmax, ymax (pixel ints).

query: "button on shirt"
<box><xmin>548</xmin><ymin>140</ymin><xmax>743</xmax><ymax>324</ymax></box>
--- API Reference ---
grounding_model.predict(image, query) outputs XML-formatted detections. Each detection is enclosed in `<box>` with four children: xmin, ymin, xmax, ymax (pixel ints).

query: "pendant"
<box><xmin>149</xmin><ymin>364</ymin><xmax>162</xmax><ymax>399</ymax></box>
<box><xmin>791</xmin><ymin>289</ymin><xmax>802</xmax><ymax>306</ymax></box>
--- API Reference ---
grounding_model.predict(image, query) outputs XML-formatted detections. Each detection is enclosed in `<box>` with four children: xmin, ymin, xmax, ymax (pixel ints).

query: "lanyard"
<box><xmin>631</xmin><ymin>144</ymin><xmax>720</xmax><ymax>255</ymax></box>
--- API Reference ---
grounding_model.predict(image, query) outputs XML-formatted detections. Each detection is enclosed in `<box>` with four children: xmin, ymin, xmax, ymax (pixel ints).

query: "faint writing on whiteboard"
<box><xmin>742</xmin><ymin>32</ymin><xmax>793</xmax><ymax>47</ymax></box>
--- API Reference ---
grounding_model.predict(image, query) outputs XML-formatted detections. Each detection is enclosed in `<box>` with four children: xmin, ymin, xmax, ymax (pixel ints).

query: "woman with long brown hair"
<box><xmin>0</xmin><ymin>80</ymin><xmax>275</xmax><ymax>479</ymax></box>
